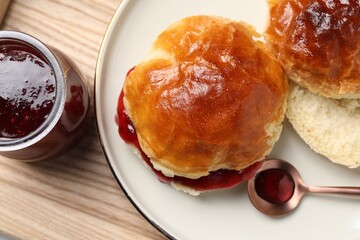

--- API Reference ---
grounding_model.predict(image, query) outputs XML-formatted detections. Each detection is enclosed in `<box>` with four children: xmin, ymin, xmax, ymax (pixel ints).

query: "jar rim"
<box><xmin>0</xmin><ymin>30</ymin><xmax>66</xmax><ymax>151</ymax></box>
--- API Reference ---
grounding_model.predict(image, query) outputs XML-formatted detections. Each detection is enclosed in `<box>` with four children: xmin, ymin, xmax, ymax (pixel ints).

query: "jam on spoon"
<box><xmin>254</xmin><ymin>168</ymin><xmax>295</xmax><ymax>205</ymax></box>
<box><xmin>248</xmin><ymin>159</ymin><xmax>360</xmax><ymax>216</ymax></box>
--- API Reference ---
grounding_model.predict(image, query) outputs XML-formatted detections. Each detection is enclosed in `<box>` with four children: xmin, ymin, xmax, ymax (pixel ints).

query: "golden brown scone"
<box><xmin>266</xmin><ymin>0</ymin><xmax>360</xmax><ymax>99</ymax></box>
<box><xmin>124</xmin><ymin>15</ymin><xmax>288</xmax><ymax>179</ymax></box>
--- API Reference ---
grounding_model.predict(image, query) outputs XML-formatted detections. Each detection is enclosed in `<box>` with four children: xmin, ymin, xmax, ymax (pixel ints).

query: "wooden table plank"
<box><xmin>0</xmin><ymin>0</ymin><xmax>9</xmax><ymax>24</ymax></box>
<box><xmin>0</xmin><ymin>1</ymin><xmax>165</xmax><ymax>239</ymax></box>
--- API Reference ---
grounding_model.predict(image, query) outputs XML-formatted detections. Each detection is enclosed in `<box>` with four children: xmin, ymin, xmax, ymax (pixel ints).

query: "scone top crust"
<box><xmin>124</xmin><ymin>16</ymin><xmax>288</xmax><ymax>178</ymax></box>
<box><xmin>266</xmin><ymin>0</ymin><xmax>360</xmax><ymax>98</ymax></box>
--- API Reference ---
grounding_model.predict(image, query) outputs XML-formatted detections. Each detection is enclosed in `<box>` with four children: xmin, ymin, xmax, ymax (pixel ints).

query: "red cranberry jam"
<box><xmin>0</xmin><ymin>31</ymin><xmax>90</xmax><ymax>161</ymax></box>
<box><xmin>0</xmin><ymin>41</ymin><xmax>56</xmax><ymax>139</ymax></box>
<box><xmin>254</xmin><ymin>168</ymin><xmax>295</xmax><ymax>204</ymax></box>
<box><xmin>117</xmin><ymin>72</ymin><xmax>262</xmax><ymax>191</ymax></box>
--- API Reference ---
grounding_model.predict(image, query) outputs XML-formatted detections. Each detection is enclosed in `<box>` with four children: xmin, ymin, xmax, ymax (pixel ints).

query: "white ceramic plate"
<box><xmin>95</xmin><ymin>0</ymin><xmax>360</xmax><ymax>239</ymax></box>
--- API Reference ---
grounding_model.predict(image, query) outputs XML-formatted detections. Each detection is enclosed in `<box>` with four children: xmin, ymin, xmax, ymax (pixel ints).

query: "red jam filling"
<box><xmin>254</xmin><ymin>168</ymin><xmax>295</xmax><ymax>204</ymax></box>
<box><xmin>65</xmin><ymin>85</ymin><xmax>86</xmax><ymax>124</ymax></box>
<box><xmin>0</xmin><ymin>41</ymin><xmax>55</xmax><ymax>139</ymax></box>
<box><xmin>116</xmin><ymin>67</ymin><xmax>262</xmax><ymax>191</ymax></box>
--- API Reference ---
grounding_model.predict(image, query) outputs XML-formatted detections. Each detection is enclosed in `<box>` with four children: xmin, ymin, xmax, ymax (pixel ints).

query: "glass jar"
<box><xmin>0</xmin><ymin>30</ymin><xmax>90</xmax><ymax>161</ymax></box>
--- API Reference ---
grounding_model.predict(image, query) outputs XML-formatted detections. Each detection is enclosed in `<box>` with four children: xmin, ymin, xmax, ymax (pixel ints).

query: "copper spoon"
<box><xmin>247</xmin><ymin>158</ymin><xmax>360</xmax><ymax>216</ymax></box>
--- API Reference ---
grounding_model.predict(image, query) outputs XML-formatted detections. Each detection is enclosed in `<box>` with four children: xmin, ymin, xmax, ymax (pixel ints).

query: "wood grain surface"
<box><xmin>0</xmin><ymin>1</ymin><xmax>165</xmax><ymax>239</ymax></box>
<box><xmin>0</xmin><ymin>0</ymin><xmax>9</xmax><ymax>23</ymax></box>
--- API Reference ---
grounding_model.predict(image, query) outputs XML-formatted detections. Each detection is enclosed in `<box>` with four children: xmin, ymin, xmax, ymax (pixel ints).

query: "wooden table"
<box><xmin>0</xmin><ymin>1</ymin><xmax>165</xmax><ymax>239</ymax></box>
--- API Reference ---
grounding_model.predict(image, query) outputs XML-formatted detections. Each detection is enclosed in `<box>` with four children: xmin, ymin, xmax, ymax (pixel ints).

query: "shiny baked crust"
<box><xmin>266</xmin><ymin>0</ymin><xmax>360</xmax><ymax>99</ymax></box>
<box><xmin>124</xmin><ymin>16</ymin><xmax>288</xmax><ymax>179</ymax></box>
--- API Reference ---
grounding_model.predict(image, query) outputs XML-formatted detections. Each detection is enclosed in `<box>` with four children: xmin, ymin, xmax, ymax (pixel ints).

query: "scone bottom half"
<box><xmin>116</xmin><ymin>15</ymin><xmax>288</xmax><ymax>195</ymax></box>
<box><xmin>286</xmin><ymin>82</ymin><xmax>360</xmax><ymax>168</ymax></box>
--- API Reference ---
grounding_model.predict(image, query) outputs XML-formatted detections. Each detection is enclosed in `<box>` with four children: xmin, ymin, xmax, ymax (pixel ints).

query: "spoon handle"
<box><xmin>307</xmin><ymin>186</ymin><xmax>360</xmax><ymax>196</ymax></box>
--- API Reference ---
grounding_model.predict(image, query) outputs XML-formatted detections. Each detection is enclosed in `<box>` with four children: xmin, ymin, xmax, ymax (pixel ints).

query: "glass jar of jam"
<box><xmin>0</xmin><ymin>31</ymin><xmax>90</xmax><ymax>161</ymax></box>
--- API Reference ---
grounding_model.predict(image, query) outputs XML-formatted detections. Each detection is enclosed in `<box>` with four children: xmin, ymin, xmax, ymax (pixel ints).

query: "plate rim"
<box><xmin>94</xmin><ymin>0</ymin><xmax>175</xmax><ymax>239</ymax></box>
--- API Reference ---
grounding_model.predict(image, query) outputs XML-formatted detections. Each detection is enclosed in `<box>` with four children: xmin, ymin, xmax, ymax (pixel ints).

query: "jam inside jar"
<box><xmin>0</xmin><ymin>40</ymin><xmax>56</xmax><ymax>139</ymax></box>
<box><xmin>0</xmin><ymin>31</ymin><xmax>90</xmax><ymax>161</ymax></box>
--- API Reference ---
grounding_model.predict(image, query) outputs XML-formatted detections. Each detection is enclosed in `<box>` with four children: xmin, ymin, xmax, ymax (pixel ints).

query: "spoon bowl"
<box><xmin>247</xmin><ymin>158</ymin><xmax>360</xmax><ymax>216</ymax></box>
<box><xmin>247</xmin><ymin>159</ymin><xmax>305</xmax><ymax>216</ymax></box>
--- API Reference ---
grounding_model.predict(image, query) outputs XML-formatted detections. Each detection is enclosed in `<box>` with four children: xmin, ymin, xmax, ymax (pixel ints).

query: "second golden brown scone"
<box><xmin>266</xmin><ymin>0</ymin><xmax>360</xmax><ymax>99</ymax></box>
<box><xmin>124</xmin><ymin>15</ymin><xmax>288</xmax><ymax>179</ymax></box>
